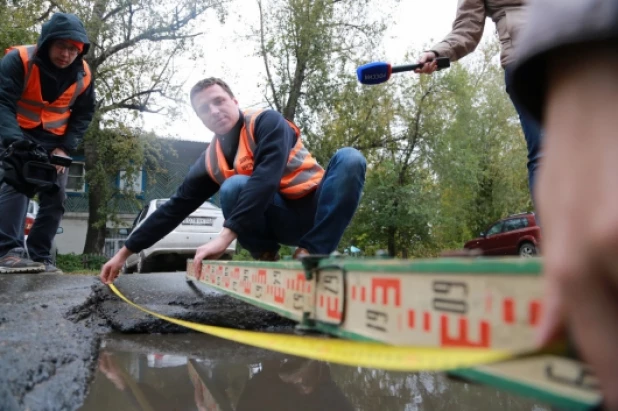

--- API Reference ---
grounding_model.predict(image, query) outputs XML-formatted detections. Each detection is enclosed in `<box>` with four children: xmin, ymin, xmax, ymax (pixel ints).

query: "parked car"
<box><xmin>463</xmin><ymin>212</ymin><xmax>541</xmax><ymax>257</ymax></box>
<box><xmin>24</xmin><ymin>200</ymin><xmax>63</xmax><ymax>264</ymax></box>
<box><xmin>123</xmin><ymin>199</ymin><xmax>237</xmax><ymax>273</ymax></box>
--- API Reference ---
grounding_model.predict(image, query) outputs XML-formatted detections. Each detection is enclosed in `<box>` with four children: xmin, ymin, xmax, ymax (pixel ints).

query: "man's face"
<box><xmin>192</xmin><ymin>85</ymin><xmax>240</xmax><ymax>135</ymax></box>
<box><xmin>48</xmin><ymin>40</ymin><xmax>80</xmax><ymax>69</ymax></box>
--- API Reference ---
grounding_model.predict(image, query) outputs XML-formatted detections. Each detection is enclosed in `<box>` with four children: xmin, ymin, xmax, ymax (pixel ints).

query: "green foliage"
<box><xmin>255</xmin><ymin>0</ymin><xmax>398</xmax><ymax>124</ymax></box>
<box><xmin>3</xmin><ymin>0</ymin><xmax>534</xmax><ymax>259</ymax></box>
<box><xmin>259</xmin><ymin>16</ymin><xmax>532</xmax><ymax>257</ymax></box>
<box><xmin>0</xmin><ymin>0</ymin><xmax>43</xmax><ymax>51</ymax></box>
<box><xmin>65</xmin><ymin>0</ymin><xmax>228</xmax><ymax>253</ymax></box>
<box><xmin>232</xmin><ymin>245</ymin><xmax>295</xmax><ymax>261</ymax></box>
<box><xmin>83</xmin><ymin>117</ymin><xmax>173</xmax><ymax>230</ymax></box>
<box><xmin>56</xmin><ymin>253</ymin><xmax>108</xmax><ymax>272</ymax></box>
<box><xmin>426</xmin><ymin>41</ymin><xmax>531</xmax><ymax>249</ymax></box>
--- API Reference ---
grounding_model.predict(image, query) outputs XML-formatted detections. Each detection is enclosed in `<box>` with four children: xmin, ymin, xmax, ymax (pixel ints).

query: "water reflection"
<box><xmin>80</xmin><ymin>333</ymin><xmax>550</xmax><ymax>411</ymax></box>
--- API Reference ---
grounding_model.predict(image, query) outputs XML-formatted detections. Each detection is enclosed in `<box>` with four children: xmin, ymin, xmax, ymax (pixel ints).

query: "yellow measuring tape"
<box><xmin>109</xmin><ymin>284</ymin><xmax>519</xmax><ymax>371</ymax></box>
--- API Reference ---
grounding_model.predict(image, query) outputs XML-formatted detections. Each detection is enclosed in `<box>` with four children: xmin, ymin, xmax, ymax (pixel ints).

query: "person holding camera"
<box><xmin>0</xmin><ymin>12</ymin><xmax>95</xmax><ymax>274</ymax></box>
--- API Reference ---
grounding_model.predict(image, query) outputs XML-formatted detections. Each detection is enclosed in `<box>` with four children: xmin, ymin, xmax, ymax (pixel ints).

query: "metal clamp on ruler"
<box><xmin>110</xmin><ymin>255</ymin><xmax>604</xmax><ymax>411</ymax></box>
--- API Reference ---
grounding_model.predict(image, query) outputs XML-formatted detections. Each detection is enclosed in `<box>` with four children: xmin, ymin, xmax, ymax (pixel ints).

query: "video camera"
<box><xmin>23</xmin><ymin>154</ymin><xmax>72</xmax><ymax>186</ymax></box>
<box><xmin>0</xmin><ymin>140</ymin><xmax>73</xmax><ymax>198</ymax></box>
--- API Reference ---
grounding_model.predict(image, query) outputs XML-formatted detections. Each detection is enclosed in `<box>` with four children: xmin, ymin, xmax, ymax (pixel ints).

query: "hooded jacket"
<box><xmin>0</xmin><ymin>12</ymin><xmax>95</xmax><ymax>155</ymax></box>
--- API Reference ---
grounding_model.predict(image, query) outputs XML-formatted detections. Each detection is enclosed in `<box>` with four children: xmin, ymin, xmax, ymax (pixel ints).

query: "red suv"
<box><xmin>463</xmin><ymin>212</ymin><xmax>541</xmax><ymax>257</ymax></box>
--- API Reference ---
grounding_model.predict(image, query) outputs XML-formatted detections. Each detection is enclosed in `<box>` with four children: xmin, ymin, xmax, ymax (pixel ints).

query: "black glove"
<box><xmin>0</xmin><ymin>140</ymin><xmax>59</xmax><ymax>198</ymax></box>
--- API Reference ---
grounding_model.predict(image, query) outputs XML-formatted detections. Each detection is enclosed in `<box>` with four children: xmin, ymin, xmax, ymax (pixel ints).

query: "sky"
<box><xmin>140</xmin><ymin>0</ymin><xmax>497</xmax><ymax>143</ymax></box>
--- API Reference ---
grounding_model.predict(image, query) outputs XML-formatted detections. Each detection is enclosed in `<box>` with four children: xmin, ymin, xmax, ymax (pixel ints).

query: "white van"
<box><xmin>123</xmin><ymin>199</ymin><xmax>236</xmax><ymax>273</ymax></box>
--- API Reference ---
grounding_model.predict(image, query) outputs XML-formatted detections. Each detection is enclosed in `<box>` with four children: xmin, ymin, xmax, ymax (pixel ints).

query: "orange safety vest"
<box><xmin>205</xmin><ymin>109</ymin><xmax>325</xmax><ymax>199</ymax></box>
<box><xmin>5</xmin><ymin>44</ymin><xmax>92</xmax><ymax>136</ymax></box>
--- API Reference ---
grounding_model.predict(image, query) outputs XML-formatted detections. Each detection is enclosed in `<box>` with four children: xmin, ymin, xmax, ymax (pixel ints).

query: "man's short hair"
<box><xmin>190</xmin><ymin>77</ymin><xmax>234</xmax><ymax>107</ymax></box>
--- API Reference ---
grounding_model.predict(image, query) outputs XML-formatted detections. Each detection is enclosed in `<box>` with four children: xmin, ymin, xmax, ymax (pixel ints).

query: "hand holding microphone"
<box><xmin>356</xmin><ymin>55</ymin><xmax>450</xmax><ymax>85</ymax></box>
<box><xmin>415</xmin><ymin>51</ymin><xmax>440</xmax><ymax>74</ymax></box>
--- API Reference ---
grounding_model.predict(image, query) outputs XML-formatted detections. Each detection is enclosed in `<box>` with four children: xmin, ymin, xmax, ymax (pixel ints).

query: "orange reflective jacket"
<box><xmin>5</xmin><ymin>45</ymin><xmax>92</xmax><ymax>136</ymax></box>
<box><xmin>205</xmin><ymin>109</ymin><xmax>325</xmax><ymax>199</ymax></box>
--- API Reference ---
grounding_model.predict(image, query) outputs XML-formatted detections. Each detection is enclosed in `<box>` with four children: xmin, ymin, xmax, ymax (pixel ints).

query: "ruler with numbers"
<box><xmin>181</xmin><ymin>256</ymin><xmax>603</xmax><ymax>410</ymax></box>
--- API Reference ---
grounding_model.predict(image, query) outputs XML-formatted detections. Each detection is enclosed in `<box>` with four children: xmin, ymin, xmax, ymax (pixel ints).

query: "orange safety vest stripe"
<box><xmin>205</xmin><ymin>109</ymin><xmax>324</xmax><ymax>199</ymax></box>
<box><xmin>6</xmin><ymin>45</ymin><xmax>92</xmax><ymax>136</ymax></box>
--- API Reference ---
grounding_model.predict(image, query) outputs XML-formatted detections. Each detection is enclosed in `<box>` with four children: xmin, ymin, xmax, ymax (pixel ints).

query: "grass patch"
<box><xmin>56</xmin><ymin>253</ymin><xmax>109</xmax><ymax>273</ymax></box>
<box><xmin>232</xmin><ymin>246</ymin><xmax>296</xmax><ymax>261</ymax></box>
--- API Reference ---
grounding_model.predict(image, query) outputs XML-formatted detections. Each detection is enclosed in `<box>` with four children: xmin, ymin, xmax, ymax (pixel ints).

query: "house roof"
<box><xmin>160</xmin><ymin>138</ymin><xmax>209</xmax><ymax>168</ymax></box>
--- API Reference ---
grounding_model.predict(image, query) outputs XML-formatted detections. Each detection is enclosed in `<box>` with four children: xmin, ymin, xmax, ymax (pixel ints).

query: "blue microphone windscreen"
<box><xmin>356</xmin><ymin>62</ymin><xmax>391</xmax><ymax>85</ymax></box>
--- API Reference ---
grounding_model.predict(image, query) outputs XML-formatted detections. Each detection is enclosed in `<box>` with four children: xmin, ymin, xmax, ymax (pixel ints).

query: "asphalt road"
<box><xmin>0</xmin><ymin>271</ymin><xmax>294</xmax><ymax>411</ymax></box>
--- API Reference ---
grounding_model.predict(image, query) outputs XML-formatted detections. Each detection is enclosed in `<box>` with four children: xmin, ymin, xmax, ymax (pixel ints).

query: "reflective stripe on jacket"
<box><xmin>205</xmin><ymin>109</ymin><xmax>324</xmax><ymax>199</ymax></box>
<box><xmin>5</xmin><ymin>44</ymin><xmax>92</xmax><ymax>135</ymax></box>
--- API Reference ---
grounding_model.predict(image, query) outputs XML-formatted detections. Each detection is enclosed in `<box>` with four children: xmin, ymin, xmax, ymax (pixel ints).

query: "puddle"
<box><xmin>80</xmin><ymin>333</ymin><xmax>552</xmax><ymax>411</ymax></box>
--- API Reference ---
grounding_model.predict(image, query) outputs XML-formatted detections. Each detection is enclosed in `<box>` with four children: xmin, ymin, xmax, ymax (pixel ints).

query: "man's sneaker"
<box><xmin>293</xmin><ymin>247</ymin><xmax>310</xmax><ymax>259</ymax></box>
<box><xmin>41</xmin><ymin>261</ymin><xmax>63</xmax><ymax>274</ymax></box>
<box><xmin>255</xmin><ymin>251</ymin><xmax>280</xmax><ymax>261</ymax></box>
<box><xmin>0</xmin><ymin>249</ymin><xmax>45</xmax><ymax>273</ymax></box>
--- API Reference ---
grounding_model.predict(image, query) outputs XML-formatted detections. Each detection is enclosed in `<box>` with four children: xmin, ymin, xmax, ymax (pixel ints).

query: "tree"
<box><xmin>255</xmin><ymin>0</ymin><xmax>398</xmax><ymax>127</ymax></box>
<box><xmin>254</xmin><ymin>1</ymin><xmax>529</xmax><ymax>257</ymax></box>
<box><xmin>0</xmin><ymin>0</ymin><xmax>49</xmax><ymax>51</ymax></box>
<box><xmin>427</xmin><ymin>40</ymin><xmax>531</xmax><ymax>248</ymax></box>
<box><xmin>339</xmin><ymin>39</ymin><xmax>531</xmax><ymax>257</ymax></box>
<box><xmin>336</xmin><ymin>49</ymin><xmax>451</xmax><ymax>257</ymax></box>
<box><xmin>45</xmin><ymin>0</ymin><xmax>227</xmax><ymax>253</ymax></box>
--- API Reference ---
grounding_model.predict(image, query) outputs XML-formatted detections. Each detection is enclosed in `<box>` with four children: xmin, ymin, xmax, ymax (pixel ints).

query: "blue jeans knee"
<box><xmin>219</xmin><ymin>175</ymin><xmax>250</xmax><ymax>218</ymax></box>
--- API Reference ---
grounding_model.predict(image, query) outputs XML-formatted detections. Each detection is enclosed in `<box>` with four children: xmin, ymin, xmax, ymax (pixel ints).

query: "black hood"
<box><xmin>36</xmin><ymin>12</ymin><xmax>90</xmax><ymax>57</ymax></box>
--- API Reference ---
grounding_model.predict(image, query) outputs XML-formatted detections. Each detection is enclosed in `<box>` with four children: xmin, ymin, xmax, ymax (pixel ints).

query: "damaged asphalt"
<box><xmin>0</xmin><ymin>272</ymin><xmax>295</xmax><ymax>411</ymax></box>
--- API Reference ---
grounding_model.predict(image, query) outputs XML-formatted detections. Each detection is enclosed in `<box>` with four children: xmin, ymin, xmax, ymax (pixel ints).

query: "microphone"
<box><xmin>356</xmin><ymin>57</ymin><xmax>450</xmax><ymax>85</ymax></box>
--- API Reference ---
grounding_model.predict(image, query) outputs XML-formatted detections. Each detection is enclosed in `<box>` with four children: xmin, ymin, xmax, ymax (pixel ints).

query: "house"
<box><xmin>59</xmin><ymin>138</ymin><xmax>212</xmax><ymax>256</ymax></box>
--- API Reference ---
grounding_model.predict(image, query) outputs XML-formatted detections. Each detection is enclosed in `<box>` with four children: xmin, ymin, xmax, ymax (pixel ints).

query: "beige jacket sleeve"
<box><xmin>430</xmin><ymin>0</ymin><xmax>487</xmax><ymax>62</ymax></box>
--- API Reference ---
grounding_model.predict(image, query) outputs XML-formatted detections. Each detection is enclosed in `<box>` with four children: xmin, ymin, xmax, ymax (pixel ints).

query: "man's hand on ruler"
<box><xmin>192</xmin><ymin>228</ymin><xmax>238</xmax><ymax>274</ymax></box>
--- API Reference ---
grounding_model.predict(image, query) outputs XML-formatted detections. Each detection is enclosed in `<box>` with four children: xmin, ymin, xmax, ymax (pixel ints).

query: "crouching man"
<box><xmin>100</xmin><ymin>77</ymin><xmax>366</xmax><ymax>284</ymax></box>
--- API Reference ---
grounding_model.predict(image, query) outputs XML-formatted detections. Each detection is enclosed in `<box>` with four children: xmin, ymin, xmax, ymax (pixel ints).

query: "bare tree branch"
<box><xmin>101</xmin><ymin>3</ymin><xmax>130</xmax><ymax>23</ymax></box>
<box><xmin>91</xmin><ymin>8</ymin><xmax>205</xmax><ymax>69</ymax></box>
<box><xmin>399</xmin><ymin>86</ymin><xmax>433</xmax><ymax>179</ymax></box>
<box><xmin>142</xmin><ymin>42</ymin><xmax>181</xmax><ymax>109</ymax></box>
<box><xmin>257</xmin><ymin>0</ymin><xmax>281</xmax><ymax>112</ymax></box>
<box><xmin>354</xmin><ymin>134</ymin><xmax>408</xmax><ymax>151</ymax></box>
<box><xmin>108</xmin><ymin>103</ymin><xmax>164</xmax><ymax>113</ymax></box>
<box><xmin>46</xmin><ymin>0</ymin><xmax>65</xmax><ymax>13</ymax></box>
<box><xmin>35</xmin><ymin>4</ymin><xmax>56</xmax><ymax>23</ymax></box>
<box><xmin>349</xmin><ymin>103</ymin><xmax>377</xmax><ymax>146</ymax></box>
<box><xmin>100</xmin><ymin>89</ymin><xmax>164</xmax><ymax>113</ymax></box>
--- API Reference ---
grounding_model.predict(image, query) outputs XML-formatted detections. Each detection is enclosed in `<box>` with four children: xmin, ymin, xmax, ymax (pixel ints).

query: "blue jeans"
<box><xmin>219</xmin><ymin>147</ymin><xmax>366</xmax><ymax>256</ymax></box>
<box><xmin>505</xmin><ymin>65</ymin><xmax>543</xmax><ymax>203</ymax></box>
<box><xmin>0</xmin><ymin>168</ymin><xmax>69</xmax><ymax>261</ymax></box>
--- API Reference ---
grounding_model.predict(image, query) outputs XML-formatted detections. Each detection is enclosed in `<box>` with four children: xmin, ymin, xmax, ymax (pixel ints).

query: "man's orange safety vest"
<box><xmin>5</xmin><ymin>44</ymin><xmax>92</xmax><ymax>136</ymax></box>
<box><xmin>205</xmin><ymin>109</ymin><xmax>325</xmax><ymax>200</ymax></box>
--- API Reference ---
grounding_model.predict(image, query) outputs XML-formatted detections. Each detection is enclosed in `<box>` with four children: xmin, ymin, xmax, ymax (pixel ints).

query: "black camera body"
<box><xmin>23</xmin><ymin>154</ymin><xmax>73</xmax><ymax>187</ymax></box>
<box><xmin>0</xmin><ymin>141</ymin><xmax>73</xmax><ymax>198</ymax></box>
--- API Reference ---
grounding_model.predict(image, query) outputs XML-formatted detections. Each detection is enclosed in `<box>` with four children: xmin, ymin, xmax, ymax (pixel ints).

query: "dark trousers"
<box><xmin>0</xmin><ymin>166</ymin><xmax>68</xmax><ymax>261</ymax></box>
<box><xmin>505</xmin><ymin>65</ymin><xmax>543</xmax><ymax>205</ymax></box>
<box><xmin>219</xmin><ymin>147</ymin><xmax>366</xmax><ymax>256</ymax></box>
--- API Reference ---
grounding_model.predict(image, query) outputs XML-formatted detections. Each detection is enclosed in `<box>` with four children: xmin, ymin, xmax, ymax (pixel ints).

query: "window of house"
<box><xmin>66</xmin><ymin>162</ymin><xmax>86</xmax><ymax>192</ymax></box>
<box><xmin>119</xmin><ymin>169</ymin><xmax>144</xmax><ymax>193</ymax></box>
